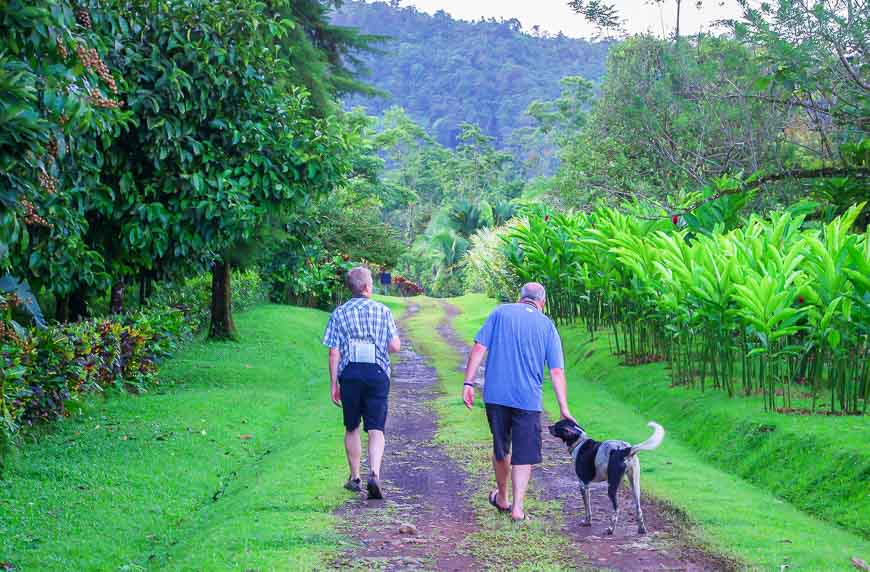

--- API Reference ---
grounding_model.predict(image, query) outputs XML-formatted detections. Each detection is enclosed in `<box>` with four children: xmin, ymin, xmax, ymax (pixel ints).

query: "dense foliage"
<box><xmin>536</xmin><ymin>2</ymin><xmax>869</xmax><ymax>215</ymax></box>
<box><xmin>332</xmin><ymin>0</ymin><xmax>609</xmax><ymax>148</ymax></box>
<box><xmin>1</xmin><ymin>0</ymin><xmax>370</xmax><ymax>336</ymax></box>
<box><xmin>496</xmin><ymin>203</ymin><xmax>869</xmax><ymax>414</ymax></box>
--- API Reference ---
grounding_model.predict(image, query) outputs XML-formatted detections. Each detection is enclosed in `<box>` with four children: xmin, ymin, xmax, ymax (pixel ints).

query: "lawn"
<box><xmin>0</xmin><ymin>305</ymin><xmax>350</xmax><ymax>571</ymax></box>
<box><xmin>448</xmin><ymin>295</ymin><xmax>870</xmax><ymax>571</ymax></box>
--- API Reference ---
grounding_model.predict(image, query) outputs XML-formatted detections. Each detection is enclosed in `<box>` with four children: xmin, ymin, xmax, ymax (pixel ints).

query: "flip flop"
<box><xmin>488</xmin><ymin>489</ymin><xmax>511</xmax><ymax>514</ymax></box>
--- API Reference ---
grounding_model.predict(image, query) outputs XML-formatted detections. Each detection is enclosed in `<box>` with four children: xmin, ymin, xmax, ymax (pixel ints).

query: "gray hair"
<box><xmin>346</xmin><ymin>267</ymin><xmax>373</xmax><ymax>296</ymax></box>
<box><xmin>520</xmin><ymin>282</ymin><xmax>546</xmax><ymax>302</ymax></box>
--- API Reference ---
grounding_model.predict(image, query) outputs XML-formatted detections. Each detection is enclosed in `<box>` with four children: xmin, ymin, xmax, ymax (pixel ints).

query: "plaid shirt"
<box><xmin>322</xmin><ymin>297</ymin><xmax>398</xmax><ymax>377</ymax></box>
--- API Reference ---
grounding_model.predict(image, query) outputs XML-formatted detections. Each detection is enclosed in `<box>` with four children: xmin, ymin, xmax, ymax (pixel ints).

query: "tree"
<box><xmin>94</xmin><ymin>0</ymin><xmax>354</xmax><ymax>339</ymax></box>
<box><xmin>1</xmin><ymin>0</ymin><xmax>124</xmax><ymax>321</ymax></box>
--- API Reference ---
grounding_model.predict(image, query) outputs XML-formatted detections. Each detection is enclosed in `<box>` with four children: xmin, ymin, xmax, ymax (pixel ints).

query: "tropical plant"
<box><xmin>500</xmin><ymin>202</ymin><xmax>869</xmax><ymax>414</ymax></box>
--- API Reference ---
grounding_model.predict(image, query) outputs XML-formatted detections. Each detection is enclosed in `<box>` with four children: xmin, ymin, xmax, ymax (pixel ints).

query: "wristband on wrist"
<box><xmin>463</xmin><ymin>382</ymin><xmax>475</xmax><ymax>388</ymax></box>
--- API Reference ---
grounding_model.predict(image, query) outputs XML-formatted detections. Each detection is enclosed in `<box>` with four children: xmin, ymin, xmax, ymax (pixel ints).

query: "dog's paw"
<box><xmin>637</xmin><ymin>525</ymin><xmax>647</xmax><ymax>535</ymax></box>
<box><xmin>605</xmin><ymin>527</ymin><xmax>614</xmax><ymax>535</ymax></box>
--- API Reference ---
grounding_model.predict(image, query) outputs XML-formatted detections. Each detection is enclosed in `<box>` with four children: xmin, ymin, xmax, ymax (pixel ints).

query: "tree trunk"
<box><xmin>138</xmin><ymin>272</ymin><xmax>153</xmax><ymax>307</ymax></box>
<box><xmin>208</xmin><ymin>260</ymin><xmax>237</xmax><ymax>340</ymax></box>
<box><xmin>110</xmin><ymin>280</ymin><xmax>125</xmax><ymax>314</ymax></box>
<box><xmin>69</xmin><ymin>289</ymin><xmax>88</xmax><ymax>321</ymax></box>
<box><xmin>55</xmin><ymin>295</ymin><xmax>70</xmax><ymax>323</ymax></box>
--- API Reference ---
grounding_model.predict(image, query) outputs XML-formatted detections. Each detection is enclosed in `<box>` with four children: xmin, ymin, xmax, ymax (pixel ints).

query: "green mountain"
<box><xmin>332</xmin><ymin>0</ymin><xmax>610</xmax><ymax>148</ymax></box>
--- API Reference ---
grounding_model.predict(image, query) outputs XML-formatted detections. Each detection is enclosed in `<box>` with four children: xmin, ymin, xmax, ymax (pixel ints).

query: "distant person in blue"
<box><xmin>462</xmin><ymin>282</ymin><xmax>574</xmax><ymax>521</ymax></box>
<box><xmin>379</xmin><ymin>268</ymin><xmax>392</xmax><ymax>296</ymax></box>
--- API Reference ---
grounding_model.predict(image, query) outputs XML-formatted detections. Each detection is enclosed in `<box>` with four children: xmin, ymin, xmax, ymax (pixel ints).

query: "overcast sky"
<box><xmin>393</xmin><ymin>0</ymin><xmax>745</xmax><ymax>38</ymax></box>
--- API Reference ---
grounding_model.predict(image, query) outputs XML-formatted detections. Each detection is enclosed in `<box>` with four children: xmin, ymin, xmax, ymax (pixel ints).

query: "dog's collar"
<box><xmin>568</xmin><ymin>437</ymin><xmax>587</xmax><ymax>457</ymax></box>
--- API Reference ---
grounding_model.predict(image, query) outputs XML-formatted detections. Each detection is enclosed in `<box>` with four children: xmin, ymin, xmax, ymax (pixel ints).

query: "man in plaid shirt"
<box><xmin>323</xmin><ymin>267</ymin><xmax>401</xmax><ymax>499</ymax></box>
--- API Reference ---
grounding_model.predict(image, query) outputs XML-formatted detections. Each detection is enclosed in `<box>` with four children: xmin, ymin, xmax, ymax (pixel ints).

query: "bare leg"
<box><xmin>511</xmin><ymin>464</ymin><xmax>532</xmax><ymax>520</ymax></box>
<box><xmin>493</xmin><ymin>454</ymin><xmax>512</xmax><ymax>509</ymax></box>
<box><xmin>629</xmin><ymin>461</ymin><xmax>646</xmax><ymax>534</ymax></box>
<box><xmin>580</xmin><ymin>485</ymin><xmax>592</xmax><ymax>526</ymax></box>
<box><xmin>368</xmin><ymin>429</ymin><xmax>385</xmax><ymax>478</ymax></box>
<box><xmin>345</xmin><ymin>428</ymin><xmax>361</xmax><ymax>480</ymax></box>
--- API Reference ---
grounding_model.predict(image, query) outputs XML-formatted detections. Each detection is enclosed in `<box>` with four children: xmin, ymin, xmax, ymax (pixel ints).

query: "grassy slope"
<box><xmin>564</xmin><ymin>332</ymin><xmax>870</xmax><ymax>537</ymax></box>
<box><xmin>0</xmin><ymin>305</ymin><xmax>349</xmax><ymax>571</ymax></box>
<box><xmin>448</xmin><ymin>295</ymin><xmax>870</xmax><ymax>571</ymax></box>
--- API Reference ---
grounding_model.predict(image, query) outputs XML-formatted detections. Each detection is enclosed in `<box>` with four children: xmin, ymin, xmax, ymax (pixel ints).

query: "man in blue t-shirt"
<box><xmin>462</xmin><ymin>282</ymin><xmax>574</xmax><ymax>521</ymax></box>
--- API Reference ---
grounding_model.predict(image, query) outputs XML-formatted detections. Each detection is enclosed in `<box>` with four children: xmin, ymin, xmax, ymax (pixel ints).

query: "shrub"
<box><xmin>265</xmin><ymin>254</ymin><xmax>356</xmax><ymax>310</ymax></box>
<box><xmin>464</xmin><ymin>225</ymin><xmax>521</xmax><ymax>301</ymax></box>
<box><xmin>0</xmin><ymin>306</ymin><xmax>185</xmax><ymax>465</ymax></box>
<box><xmin>147</xmin><ymin>268</ymin><xmax>268</xmax><ymax>332</ymax></box>
<box><xmin>0</xmin><ymin>268</ymin><xmax>267</xmax><ymax>469</ymax></box>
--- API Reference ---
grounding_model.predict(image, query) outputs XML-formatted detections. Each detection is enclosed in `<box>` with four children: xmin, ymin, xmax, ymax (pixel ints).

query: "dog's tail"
<box><xmin>629</xmin><ymin>422</ymin><xmax>665</xmax><ymax>456</ymax></box>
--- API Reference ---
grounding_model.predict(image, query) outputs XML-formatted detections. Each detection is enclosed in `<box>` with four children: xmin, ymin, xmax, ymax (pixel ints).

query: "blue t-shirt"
<box><xmin>475</xmin><ymin>303</ymin><xmax>565</xmax><ymax>412</ymax></box>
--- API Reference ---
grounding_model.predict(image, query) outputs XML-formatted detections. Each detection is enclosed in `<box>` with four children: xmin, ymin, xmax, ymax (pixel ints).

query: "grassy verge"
<box><xmin>563</xmin><ymin>330</ymin><xmax>870</xmax><ymax>538</ymax></box>
<box><xmin>449</xmin><ymin>295</ymin><xmax>870</xmax><ymax>571</ymax></box>
<box><xmin>0</xmin><ymin>305</ymin><xmax>350</xmax><ymax>571</ymax></box>
<box><xmin>402</xmin><ymin>296</ymin><xmax>584</xmax><ymax>572</ymax></box>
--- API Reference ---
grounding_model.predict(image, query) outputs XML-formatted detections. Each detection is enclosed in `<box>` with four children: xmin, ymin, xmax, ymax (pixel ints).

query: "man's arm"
<box><xmin>550</xmin><ymin>368</ymin><xmax>574</xmax><ymax>422</ymax></box>
<box><xmin>462</xmin><ymin>342</ymin><xmax>487</xmax><ymax>409</ymax></box>
<box><xmin>328</xmin><ymin>348</ymin><xmax>341</xmax><ymax>406</ymax></box>
<box><xmin>388</xmin><ymin>336</ymin><xmax>401</xmax><ymax>353</ymax></box>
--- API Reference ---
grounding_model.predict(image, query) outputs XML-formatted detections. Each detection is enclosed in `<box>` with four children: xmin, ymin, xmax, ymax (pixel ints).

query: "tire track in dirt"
<box><xmin>438</xmin><ymin>301</ymin><xmax>735</xmax><ymax>572</ymax></box>
<box><xmin>330</xmin><ymin>304</ymin><xmax>483</xmax><ymax>571</ymax></box>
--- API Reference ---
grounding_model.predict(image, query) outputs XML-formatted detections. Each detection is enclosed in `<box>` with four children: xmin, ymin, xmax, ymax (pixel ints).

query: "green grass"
<box><xmin>447</xmin><ymin>293</ymin><xmax>499</xmax><ymax>343</ymax></box>
<box><xmin>445</xmin><ymin>295</ymin><xmax>870</xmax><ymax>571</ymax></box>
<box><xmin>0</xmin><ymin>305</ymin><xmax>350</xmax><ymax>571</ymax></box>
<box><xmin>562</xmin><ymin>331</ymin><xmax>870</xmax><ymax>539</ymax></box>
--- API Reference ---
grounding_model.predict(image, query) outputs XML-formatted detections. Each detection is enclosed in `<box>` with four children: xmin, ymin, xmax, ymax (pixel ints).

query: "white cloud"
<box><xmin>394</xmin><ymin>0</ymin><xmax>744</xmax><ymax>38</ymax></box>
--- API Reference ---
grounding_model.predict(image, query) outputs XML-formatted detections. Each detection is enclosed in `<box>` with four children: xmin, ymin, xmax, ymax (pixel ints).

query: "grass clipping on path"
<box><xmin>450</xmin><ymin>295</ymin><xmax>870</xmax><ymax>572</ymax></box>
<box><xmin>403</xmin><ymin>296</ymin><xmax>582</xmax><ymax>572</ymax></box>
<box><xmin>0</xmin><ymin>305</ymin><xmax>352</xmax><ymax>571</ymax></box>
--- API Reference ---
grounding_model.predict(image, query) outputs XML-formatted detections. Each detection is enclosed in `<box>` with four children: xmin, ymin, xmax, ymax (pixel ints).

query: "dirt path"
<box><xmin>331</xmin><ymin>305</ymin><xmax>483</xmax><ymax>571</ymax></box>
<box><xmin>438</xmin><ymin>302</ymin><xmax>734</xmax><ymax>572</ymax></box>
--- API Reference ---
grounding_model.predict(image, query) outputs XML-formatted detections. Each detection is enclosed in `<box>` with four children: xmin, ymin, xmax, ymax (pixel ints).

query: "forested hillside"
<box><xmin>332</xmin><ymin>0</ymin><xmax>610</xmax><ymax>148</ymax></box>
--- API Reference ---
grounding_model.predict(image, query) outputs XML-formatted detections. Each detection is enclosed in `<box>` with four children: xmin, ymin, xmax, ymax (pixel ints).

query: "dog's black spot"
<box><xmin>607</xmin><ymin>448</ymin><xmax>632</xmax><ymax>510</ymax></box>
<box><xmin>574</xmin><ymin>439</ymin><xmax>601</xmax><ymax>485</ymax></box>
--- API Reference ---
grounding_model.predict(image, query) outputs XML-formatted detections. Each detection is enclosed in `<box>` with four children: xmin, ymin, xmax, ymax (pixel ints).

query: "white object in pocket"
<box><xmin>349</xmin><ymin>339</ymin><xmax>377</xmax><ymax>364</ymax></box>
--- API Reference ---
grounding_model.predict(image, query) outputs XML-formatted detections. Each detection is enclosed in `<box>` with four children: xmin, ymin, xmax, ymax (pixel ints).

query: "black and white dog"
<box><xmin>548</xmin><ymin>419</ymin><xmax>665</xmax><ymax>535</ymax></box>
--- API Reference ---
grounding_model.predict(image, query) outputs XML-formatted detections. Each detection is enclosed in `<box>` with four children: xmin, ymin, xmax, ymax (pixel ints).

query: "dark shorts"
<box><xmin>339</xmin><ymin>363</ymin><xmax>390</xmax><ymax>433</ymax></box>
<box><xmin>485</xmin><ymin>403</ymin><xmax>542</xmax><ymax>465</ymax></box>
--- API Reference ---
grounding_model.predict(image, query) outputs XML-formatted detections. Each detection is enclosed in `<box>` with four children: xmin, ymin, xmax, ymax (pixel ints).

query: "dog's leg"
<box><xmin>580</xmin><ymin>483</ymin><xmax>592</xmax><ymax>526</ymax></box>
<box><xmin>606</xmin><ymin>481</ymin><xmax>620</xmax><ymax>535</ymax></box>
<box><xmin>606</xmin><ymin>450</ymin><xmax>630</xmax><ymax>535</ymax></box>
<box><xmin>628</xmin><ymin>458</ymin><xmax>646</xmax><ymax>534</ymax></box>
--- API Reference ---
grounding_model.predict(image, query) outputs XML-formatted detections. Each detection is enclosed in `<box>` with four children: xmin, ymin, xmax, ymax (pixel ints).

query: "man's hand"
<box><xmin>559</xmin><ymin>408</ymin><xmax>577</xmax><ymax>425</ymax></box>
<box><xmin>331</xmin><ymin>383</ymin><xmax>341</xmax><ymax>407</ymax></box>
<box><xmin>462</xmin><ymin>384</ymin><xmax>475</xmax><ymax>409</ymax></box>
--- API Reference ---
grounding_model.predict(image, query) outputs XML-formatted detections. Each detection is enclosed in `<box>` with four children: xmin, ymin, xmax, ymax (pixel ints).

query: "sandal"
<box><xmin>488</xmin><ymin>489</ymin><xmax>511</xmax><ymax>513</ymax></box>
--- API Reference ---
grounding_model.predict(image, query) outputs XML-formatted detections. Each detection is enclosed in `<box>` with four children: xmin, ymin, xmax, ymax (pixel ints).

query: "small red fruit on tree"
<box><xmin>672</xmin><ymin>215</ymin><xmax>679</xmax><ymax>225</ymax></box>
